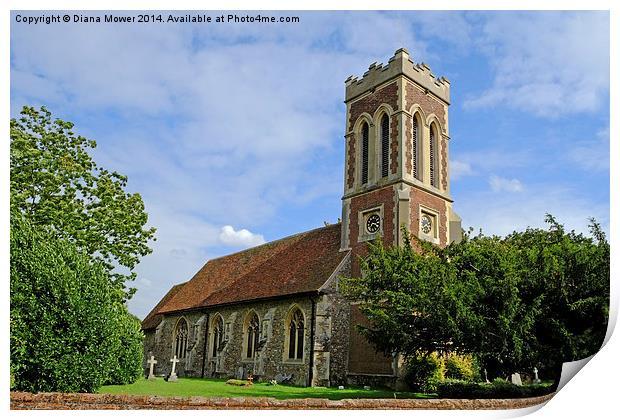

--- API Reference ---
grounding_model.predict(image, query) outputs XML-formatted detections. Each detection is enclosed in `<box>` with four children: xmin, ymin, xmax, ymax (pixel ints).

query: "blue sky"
<box><xmin>10</xmin><ymin>11</ymin><xmax>610</xmax><ymax>319</ymax></box>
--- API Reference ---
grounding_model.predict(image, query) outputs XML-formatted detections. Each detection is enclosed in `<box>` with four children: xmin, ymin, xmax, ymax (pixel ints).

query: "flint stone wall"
<box><xmin>143</xmin><ymin>277</ymin><xmax>352</xmax><ymax>387</ymax></box>
<box><xmin>10</xmin><ymin>391</ymin><xmax>555</xmax><ymax>410</ymax></box>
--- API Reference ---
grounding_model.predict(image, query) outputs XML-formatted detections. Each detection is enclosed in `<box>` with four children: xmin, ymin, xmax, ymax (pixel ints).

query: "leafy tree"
<box><xmin>10</xmin><ymin>106</ymin><xmax>150</xmax><ymax>391</ymax></box>
<box><xmin>340</xmin><ymin>236</ymin><xmax>457</xmax><ymax>358</ymax></box>
<box><xmin>341</xmin><ymin>216</ymin><xmax>609</xmax><ymax>380</ymax></box>
<box><xmin>505</xmin><ymin>215</ymin><xmax>609</xmax><ymax>377</ymax></box>
<box><xmin>445</xmin><ymin>232</ymin><xmax>544</xmax><ymax>376</ymax></box>
<box><xmin>10</xmin><ymin>213</ymin><xmax>143</xmax><ymax>392</ymax></box>
<box><xmin>10</xmin><ymin>106</ymin><xmax>156</xmax><ymax>298</ymax></box>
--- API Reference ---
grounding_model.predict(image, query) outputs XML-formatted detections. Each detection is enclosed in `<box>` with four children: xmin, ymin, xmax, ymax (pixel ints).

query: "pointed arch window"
<box><xmin>381</xmin><ymin>114</ymin><xmax>390</xmax><ymax>178</ymax></box>
<box><xmin>412</xmin><ymin>115</ymin><xmax>420</xmax><ymax>180</ymax></box>
<box><xmin>430</xmin><ymin>124</ymin><xmax>439</xmax><ymax>188</ymax></box>
<box><xmin>173</xmin><ymin>318</ymin><xmax>189</xmax><ymax>359</ymax></box>
<box><xmin>245</xmin><ymin>312</ymin><xmax>260</xmax><ymax>359</ymax></box>
<box><xmin>287</xmin><ymin>308</ymin><xmax>305</xmax><ymax>360</ymax></box>
<box><xmin>361</xmin><ymin>122</ymin><xmax>369</xmax><ymax>185</ymax></box>
<box><xmin>211</xmin><ymin>315</ymin><xmax>224</xmax><ymax>358</ymax></box>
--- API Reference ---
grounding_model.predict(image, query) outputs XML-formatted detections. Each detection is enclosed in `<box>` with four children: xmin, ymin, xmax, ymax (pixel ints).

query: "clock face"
<box><xmin>366</xmin><ymin>214</ymin><xmax>381</xmax><ymax>234</ymax></box>
<box><xmin>421</xmin><ymin>214</ymin><xmax>433</xmax><ymax>235</ymax></box>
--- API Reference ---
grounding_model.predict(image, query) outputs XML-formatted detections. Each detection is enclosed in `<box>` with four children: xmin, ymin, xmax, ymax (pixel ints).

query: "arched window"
<box><xmin>381</xmin><ymin>114</ymin><xmax>390</xmax><ymax>178</ymax></box>
<box><xmin>429</xmin><ymin>124</ymin><xmax>439</xmax><ymax>188</ymax></box>
<box><xmin>245</xmin><ymin>312</ymin><xmax>260</xmax><ymax>359</ymax></box>
<box><xmin>361</xmin><ymin>122</ymin><xmax>369</xmax><ymax>185</ymax></box>
<box><xmin>287</xmin><ymin>308</ymin><xmax>305</xmax><ymax>360</ymax></box>
<box><xmin>173</xmin><ymin>318</ymin><xmax>189</xmax><ymax>359</ymax></box>
<box><xmin>412</xmin><ymin>114</ymin><xmax>420</xmax><ymax>180</ymax></box>
<box><xmin>211</xmin><ymin>315</ymin><xmax>224</xmax><ymax>358</ymax></box>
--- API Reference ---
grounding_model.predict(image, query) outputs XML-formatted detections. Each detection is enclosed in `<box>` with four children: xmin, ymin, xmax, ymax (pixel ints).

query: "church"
<box><xmin>142</xmin><ymin>48</ymin><xmax>462</xmax><ymax>388</ymax></box>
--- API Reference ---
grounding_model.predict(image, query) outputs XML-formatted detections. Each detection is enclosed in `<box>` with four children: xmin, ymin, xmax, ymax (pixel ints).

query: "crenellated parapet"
<box><xmin>345</xmin><ymin>48</ymin><xmax>450</xmax><ymax>104</ymax></box>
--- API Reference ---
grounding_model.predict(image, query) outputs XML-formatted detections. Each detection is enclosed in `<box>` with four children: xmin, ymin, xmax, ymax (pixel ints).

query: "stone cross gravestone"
<box><xmin>510</xmin><ymin>373</ymin><xmax>522</xmax><ymax>386</ymax></box>
<box><xmin>169</xmin><ymin>355</ymin><xmax>179</xmax><ymax>382</ymax></box>
<box><xmin>147</xmin><ymin>355</ymin><xmax>158</xmax><ymax>380</ymax></box>
<box><xmin>533</xmin><ymin>367</ymin><xmax>541</xmax><ymax>384</ymax></box>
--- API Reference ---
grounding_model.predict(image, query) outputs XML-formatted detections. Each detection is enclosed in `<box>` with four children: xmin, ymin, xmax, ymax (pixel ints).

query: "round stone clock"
<box><xmin>421</xmin><ymin>214</ymin><xmax>433</xmax><ymax>235</ymax></box>
<box><xmin>366</xmin><ymin>214</ymin><xmax>381</xmax><ymax>234</ymax></box>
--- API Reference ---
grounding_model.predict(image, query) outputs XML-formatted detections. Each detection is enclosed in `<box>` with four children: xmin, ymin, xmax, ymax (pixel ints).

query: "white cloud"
<box><xmin>138</xmin><ymin>278</ymin><xmax>152</xmax><ymax>287</ymax></box>
<box><xmin>465</xmin><ymin>12</ymin><xmax>609</xmax><ymax>117</ymax></box>
<box><xmin>456</xmin><ymin>185</ymin><xmax>608</xmax><ymax>238</ymax></box>
<box><xmin>489</xmin><ymin>175</ymin><xmax>524</xmax><ymax>193</ymax></box>
<box><xmin>410</xmin><ymin>12</ymin><xmax>473</xmax><ymax>52</ymax></box>
<box><xmin>450</xmin><ymin>160</ymin><xmax>474</xmax><ymax>180</ymax></box>
<box><xmin>218</xmin><ymin>226</ymin><xmax>266</xmax><ymax>248</ymax></box>
<box><xmin>454</xmin><ymin>148</ymin><xmax>534</xmax><ymax>173</ymax></box>
<box><xmin>565</xmin><ymin>127</ymin><xmax>610</xmax><ymax>172</ymax></box>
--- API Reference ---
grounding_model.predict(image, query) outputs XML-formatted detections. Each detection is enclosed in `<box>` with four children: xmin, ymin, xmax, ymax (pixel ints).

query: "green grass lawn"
<box><xmin>98</xmin><ymin>377</ymin><xmax>432</xmax><ymax>400</ymax></box>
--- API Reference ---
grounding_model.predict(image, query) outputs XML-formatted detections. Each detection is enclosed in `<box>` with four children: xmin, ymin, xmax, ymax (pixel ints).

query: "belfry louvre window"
<box><xmin>212</xmin><ymin>316</ymin><xmax>224</xmax><ymax>358</ymax></box>
<box><xmin>361</xmin><ymin>122</ymin><xmax>369</xmax><ymax>185</ymax></box>
<box><xmin>412</xmin><ymin>116</ymin><xmax>419</xmax><ymax>180</ymax></box>
<box><xmin>287</xmin><ymin>309</ymin><xmax>305</xmax><ymax>360</ymax></box>
<box><xmin>245</xmin><ymin>312</ymin><xmax>260</xmax><ymax>359</ymax></box>
<box><xmin>381</xmin><ymin>114</ymin><xmax>389</xmax><ymax>178</ymax></box>
<box><xmin>174</xmin><ymin>318</ymin><xmax>189</xmax><ymax>359</ymax></box>
<box><xmin>430</xmin><ymin>126</ymin><xmax>438</xmax><ymax>187</ymax></box>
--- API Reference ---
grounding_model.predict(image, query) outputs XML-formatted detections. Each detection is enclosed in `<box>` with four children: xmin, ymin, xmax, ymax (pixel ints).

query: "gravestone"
<box><xmin>169</xmin><ymin>355</ymin><xmax>179</xmax><ymax>382</ymax></box>
<box><xmin>533</xmin><ymin>367</ymin><xmax>541</xmax><ymax>384</ymax></box>
<box><xmin>510</xmin><ymin>373</ymin><xmax>522</xmax><ymax>386</ymax></box>
<box><xmin>236</xmin><ymin>367</ymin><xmax>245</xmax><ymax>380</ymax></box>
<box><xmin>147</xmin><ymin>355</ymin><xmax>158</xmax><ymax>380</ymax></box>
<box><xmin>275</xmin><ymin>373</ymin><xmax>292</xmax><ymax>383</ymax></box>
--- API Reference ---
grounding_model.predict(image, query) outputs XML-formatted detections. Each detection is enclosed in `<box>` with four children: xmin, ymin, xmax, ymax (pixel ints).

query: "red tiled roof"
<box><xmin>151</xmin><ymin>223</ymin><xmax>345</xmax><ymax>319</ymax></box>
<box><xmin>141</xmin><ymin>282</ymin><xmax>187</xmax><ymax>330</ymax></box>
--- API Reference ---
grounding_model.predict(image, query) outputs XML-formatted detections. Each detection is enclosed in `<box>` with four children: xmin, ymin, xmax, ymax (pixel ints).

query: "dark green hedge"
<box><xmin>10</xmin><ymin>215</ymin><xmax>144</xmax><ymax>393</ymax></box>
<box><xmin>436</xmin><ymin>379</ymin><xmax>555</xmax><ymax>399</ymax></box>
<box><xmin>104</xmin><ymin>311</ymin><xmax>144</xmax><ymax>386</ymax></box>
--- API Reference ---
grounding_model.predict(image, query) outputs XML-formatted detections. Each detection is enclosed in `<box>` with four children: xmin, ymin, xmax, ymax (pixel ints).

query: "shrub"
<box><xmin>436</xmin><ymin>378</ymin><xmax>554</xmax><ymax>399</ymax></box>
<box><xmin>105</xmin><ymin>311</ymin><xmax>144</xmax><ymax>385</ymax></box>
<box><xmin>226</xmin><ymin>379</ymin><xmax>251</xmax><ymax>387</ymax></box>
<box><xmin>404</xmin><ymin>352</ymin><xmax>445</xmax><ymax>392</ymax></box>
<box><xmin>444</xmin><ymin>353</ymin><xmax>480</xmax><ymax>382</ymax></box>
<box><xmin>10</xmin><ymin>215</ymin><xmax>143</xmax><ymax>392</ymax></box>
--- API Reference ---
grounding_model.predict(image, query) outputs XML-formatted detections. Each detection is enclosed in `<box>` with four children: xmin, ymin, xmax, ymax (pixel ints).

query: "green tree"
<box><xmin>445</xmin><ymin>232</ymin><xmax>544</xmax><ymax>376</ymax></box>
<box><xmin>506</xmin><ymin>215</ymin><xmax>609</xmax><ymax>377</ymax></box>
<box><xmin>10</xmin><ymin>213</ymin><xmax>143</xmax><ymax>392</ymax></box>
<box><xmin>341</xmin><ymin>236</ymin><xmax>463</xmax><ymax>358</ymax></box>
<box><xmin>10</xmin><ymin>106</ymin><xmax>150</xmax><ymax>391</ymax></box>
<box><xmin>341</xmin><ymin>216</ymin><xmax>609</xmax><ymax>380</ymax></box>
<box><xmin>10</xmin><ymin>106</ymin><xmax>156</xmax><ymax>298</ymax></box>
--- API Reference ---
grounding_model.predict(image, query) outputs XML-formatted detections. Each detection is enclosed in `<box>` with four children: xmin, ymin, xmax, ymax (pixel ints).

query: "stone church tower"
<box><xmin>340</xmin><ymin>48</ymin><xmax>461</xmax><ymax>273</ymax></box>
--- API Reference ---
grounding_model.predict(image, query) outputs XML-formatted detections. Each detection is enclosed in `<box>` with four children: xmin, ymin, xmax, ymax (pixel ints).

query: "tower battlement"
<box><xmin>344</xmin><ymin>48</ymin><xmax>450</xmax><ymax>104</ymax></box>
